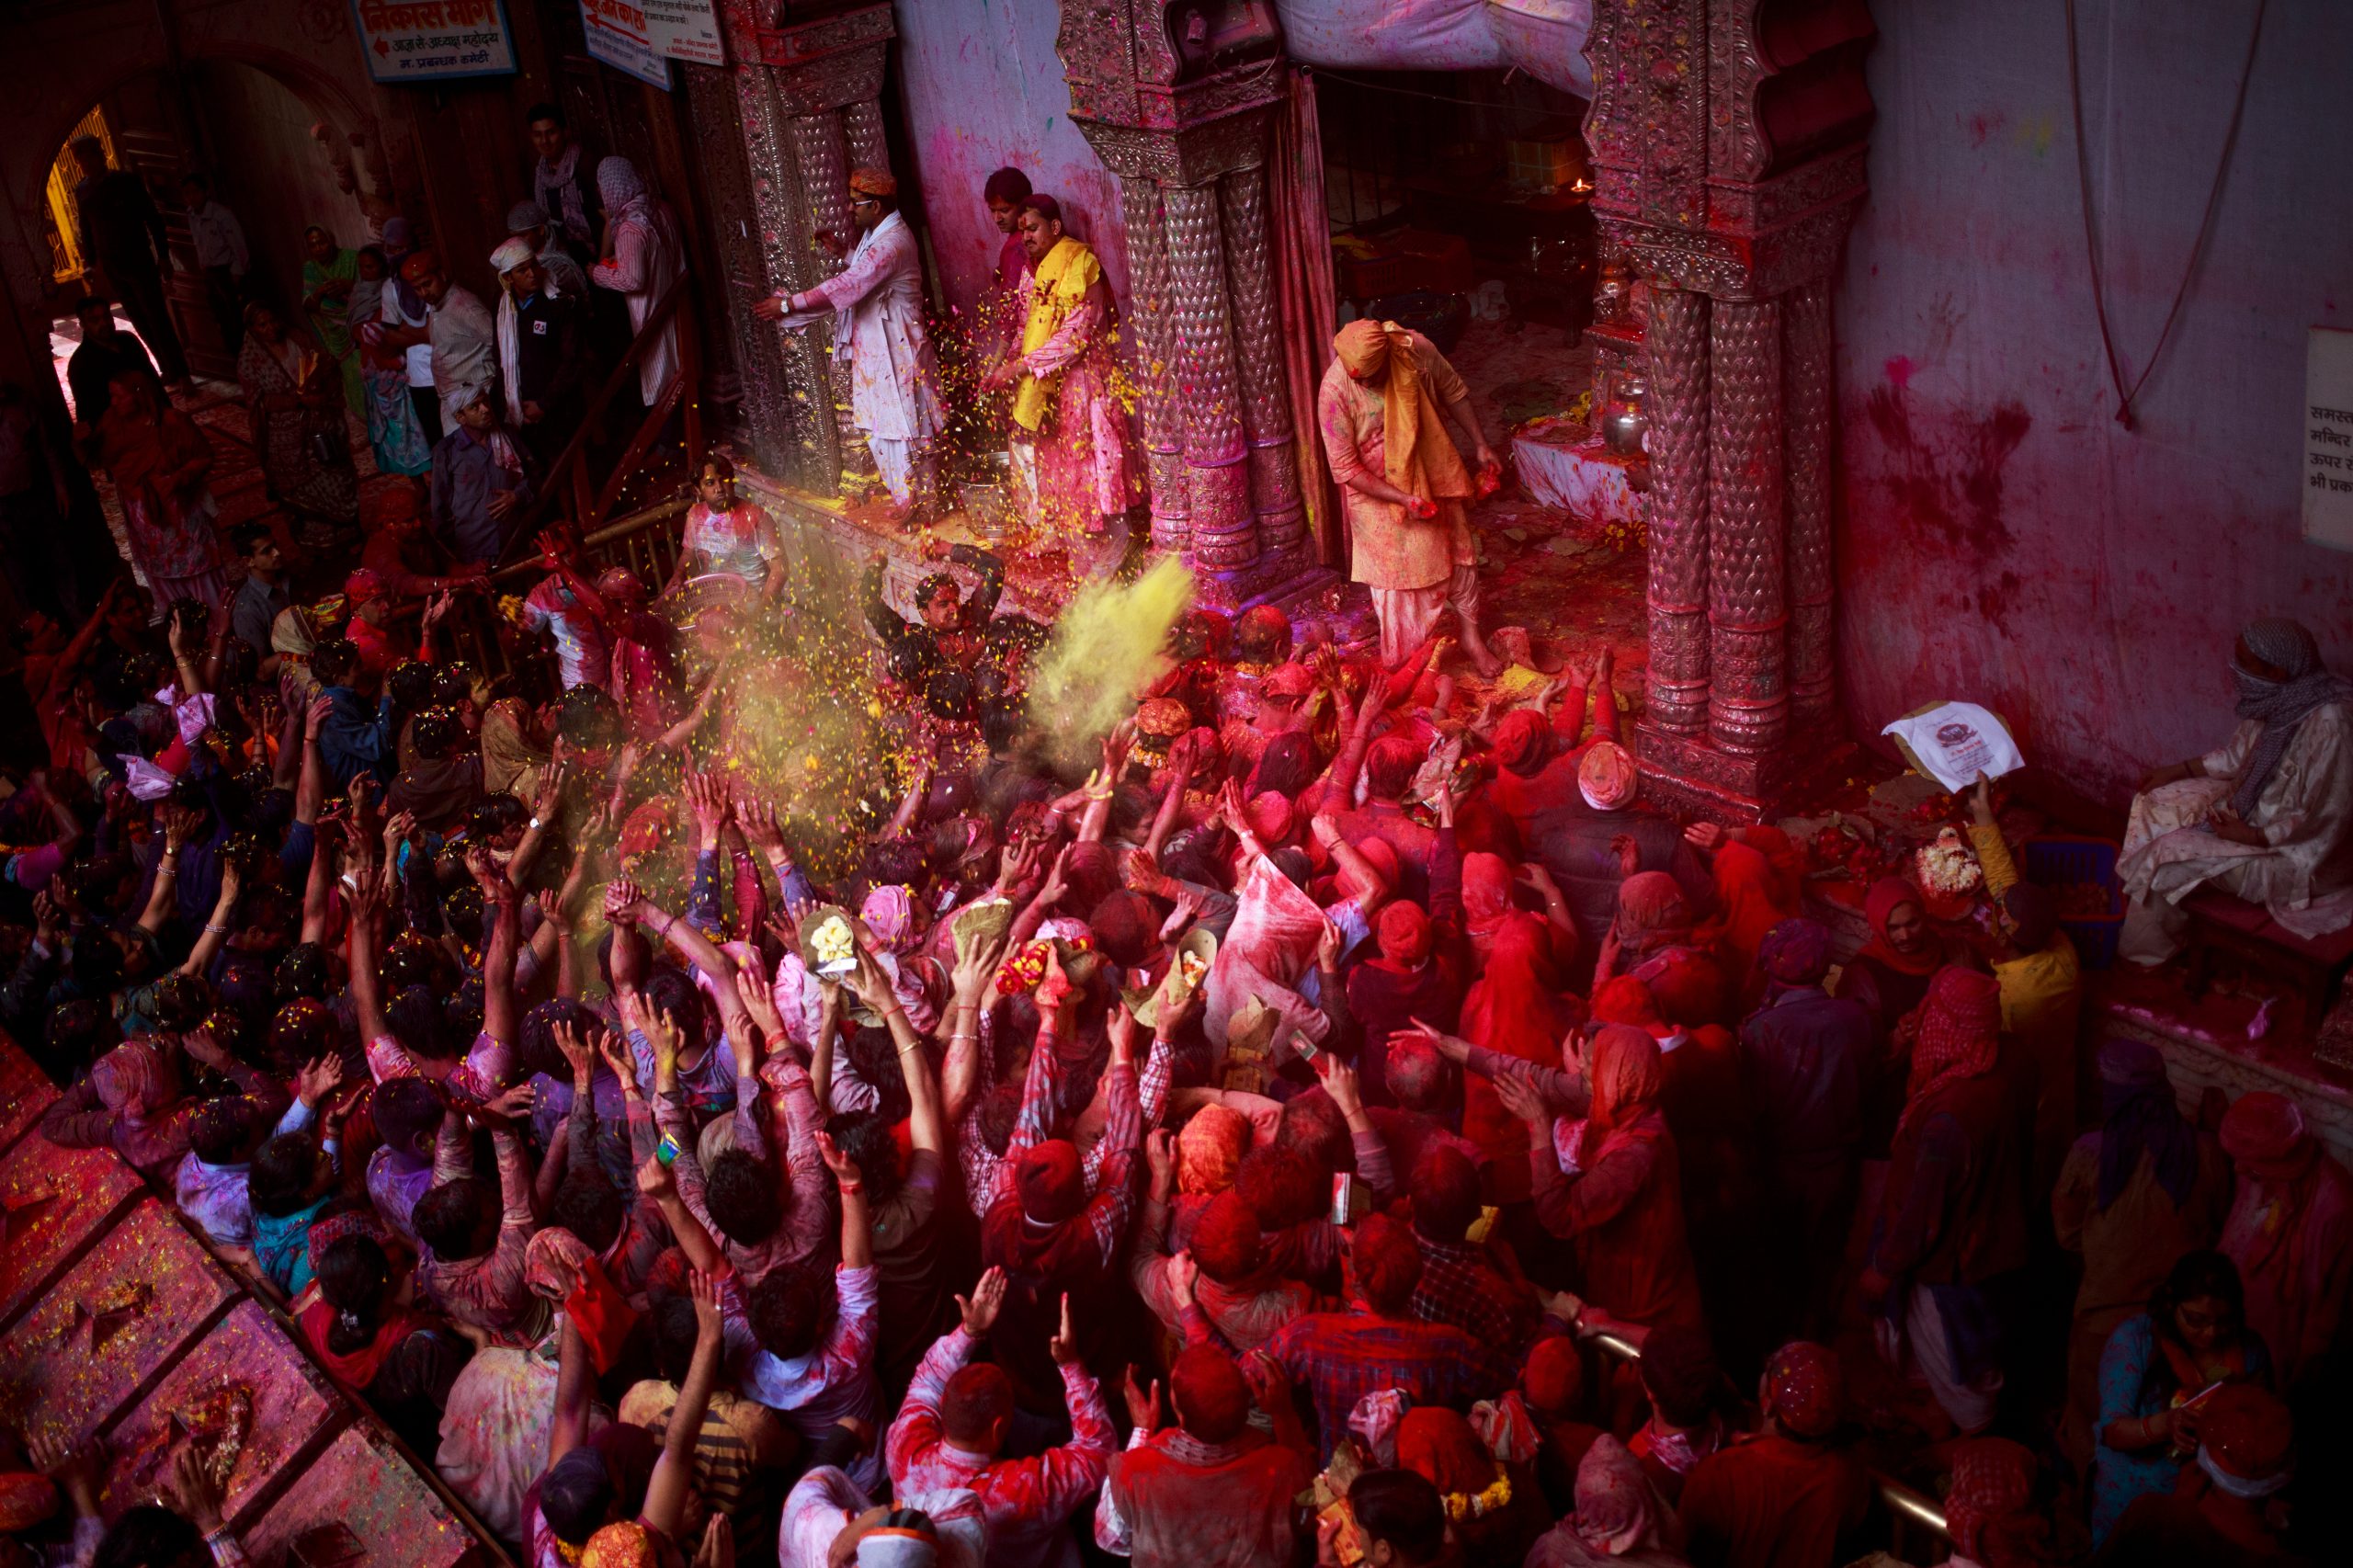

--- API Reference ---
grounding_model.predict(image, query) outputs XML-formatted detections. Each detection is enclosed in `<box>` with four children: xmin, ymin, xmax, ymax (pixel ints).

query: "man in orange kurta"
<box><xmin>1316</xmin><ymin>320</ymin><xmax>1502</xmax><ymax>673</ymax></box>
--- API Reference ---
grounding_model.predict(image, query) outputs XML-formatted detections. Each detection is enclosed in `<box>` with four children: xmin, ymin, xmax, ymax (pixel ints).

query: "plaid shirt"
<box><xmin>1410</xmin><ymin>1233</ymin><xmax>1538</xmax><ymax>1349</ymax></box>
<box><xmin>886</xmin><ymin>1326</ymin><xmax>1115</xmax><ymax>1568</ymax></box>
<box><xmin>962</xmin><ymin>1025</ymin><xmax>1174</xmax><ymax>1224</ymax></box>
<box><xmin>1246</xmin><ymin>1308</ymin><xmax>1518</xmax><ymax>1461</ymax></box>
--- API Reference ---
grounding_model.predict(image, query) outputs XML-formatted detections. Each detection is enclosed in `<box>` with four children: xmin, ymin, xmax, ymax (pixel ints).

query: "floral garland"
<box><xmin>1439</xmin><ymin>1466</ymin><xmax>1513</xmax><ymax>1523</ymax></box>
<box><xmin>995</xmin><ymin>933</ymin><xmax>1093</xmax><ymax>995</ymax></box>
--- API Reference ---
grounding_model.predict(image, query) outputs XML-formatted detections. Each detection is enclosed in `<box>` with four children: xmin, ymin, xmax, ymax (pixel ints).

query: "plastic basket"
<box><xmin>2021</xmin><ymin>834</ymin><xmax>2124</xmax><ymax>969</ymax></box>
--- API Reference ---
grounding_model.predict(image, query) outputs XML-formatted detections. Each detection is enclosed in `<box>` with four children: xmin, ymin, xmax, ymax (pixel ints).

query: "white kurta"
<box><xmin>2119</xmin><ymin>704</ymin><xmax>2353</xmax><ymax>937</ymax></box>
<box><xmin>802</xmin><ymin>210</ymin><xmax>945</xmax><ymax>442</ymax></box>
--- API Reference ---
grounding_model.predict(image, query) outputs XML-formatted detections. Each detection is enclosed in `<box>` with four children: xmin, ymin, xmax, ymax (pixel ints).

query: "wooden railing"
<box><xmin>494</xmin><ymin>271</ymin><xmax>703</xmax><ymax>570</ymax></box>
<box><xmin>1583</xmin><ymin>1325</ymin><xmax>1950</xmax><ymax>1559</ymax></box>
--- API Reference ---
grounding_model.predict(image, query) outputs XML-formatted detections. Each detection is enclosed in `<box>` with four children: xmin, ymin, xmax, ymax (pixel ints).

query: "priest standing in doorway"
<box><xmin>756</xmin><ymin>168</ymin><xmax>944</xmax><ymax>524</ymax></box>
<box><xmin>1319</xmin><ymin>318</ymin><xmax>1504</xmax><ymax>675</ymax></box>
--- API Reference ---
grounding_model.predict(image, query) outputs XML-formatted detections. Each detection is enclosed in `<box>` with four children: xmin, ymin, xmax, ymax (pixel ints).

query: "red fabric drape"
<box><xmin>1269</xmin><ymin>64</ymin><xmax>1343</xmax><ymax>566</ymax></box>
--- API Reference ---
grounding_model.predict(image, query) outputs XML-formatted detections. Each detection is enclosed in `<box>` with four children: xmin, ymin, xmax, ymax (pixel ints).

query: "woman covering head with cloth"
<box><xmin>589</xmin><ymin>155</ymin><xmax>684</xmax><ymax>409</ymax></box>
<box><xmin>1678</xmin><ymin>1340</ymin><xmax>1871</xmax><ymax>1568</ymax></box>
<box><xmin>1317</xmin><ymin>317</ymin><xmax>1503</xmax><ymax>673</ymax></box>
<box><xmin>979</xmin><ymin>194</ymin><xmax>1137</xmax><ymax>542</ymax></box>
<box><xmin>2215</xmin><ymin>1089</ymin><xmax>2353</xmax><ymax>1390</ymax></box>
<box><xmin>299</xmin><ymin>224</ymin><xmax>366</xmax><ymax>417</ymax></box>
<box><xmin>351</xmin><ymin>244</ymin><xmax>432</xmax><ymax>477</ymax></box>
<box><xmin>1524</xmin><ymin>1436</ymin><xmax>1687</xmax><ymax>1568</ymax></box>
<box><xmin>2119</xmin><ymin>615</ymin><xmax>2353</xmax><ymax>962</ymax></box>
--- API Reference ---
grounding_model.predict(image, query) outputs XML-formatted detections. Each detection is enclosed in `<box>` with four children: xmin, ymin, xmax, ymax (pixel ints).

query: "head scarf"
<box><xmin>1900</xmin><ymin>966</ymin><xmax>2002</xmax><ymax>1135</ymax></box>
<box><xmin>480</xmin><ymin>699</ymin><xmax>551</xmax><ymax>799</ymax></box>
<box><xmin>1245</xmin><ymin>790</ymin><xmax>1295</xmax><ymax>846</ymax></box>
<box><xmin>93</xmin><ymin>1039</ymin><xmax>171</xmax><ymax>1119</ymax></box>
<box><xmin>1858</xmin><ymin>876</ymin><xmax>1939</xmax><ymax>975</ymax></box>
<box><xmin>1332</xmin><ymin>318</ymin><xmax>1472</xmax><ymax>511</ymax></box>
<box><xmin>1493</xmin><ymin>710</ymin><xmax>1551</xmax><ymax>775</ymax></box>
<box><xmin>491</xmin><ymin>236</ymin><xmax>540</xmax><ymax>418</ymax></box>
<box><xmin>535</xmin><ymin>136</ymin><xmax>589</xmax><ymax>245</ymax></box>
<box><xmin>1757</xmin><ymin>917</ymin><xmax>1833</xmax><ymax>988</ymax></box>
<box><xmin>1017</xmin><ymin>1140</ymin><xmax>1086</xmax><ymax>1224</ymax></box>
<box><xmin>2229</xmin><ymin>618</ymin><xmax>2352</xmax><ymax>820</ymax></box>
<box><xmin>506</xmin><ymin>199</ymin><xmax>551</xmax><ymax>234</ymax></box>
<box><xmin>1764</xmin><ymin>1342</ymin><xmax>1842</xmax><ymax>1438</ymax></box>
<box><xmin>1572</xmin><ymin>1436</ymin><xmax>1665</xmax><ymax>1556</ymax></box>
<box><xmin>1578</xmin><ymin>742</ymin><xmax>1639</xmax><ymax>812</ymax></box>
<box><xmin>1377</xmin><ymin>899</ymin><xmax>1433</xmax><ymax>969</ymax></box>
<box><xmin>1590</xmin><ymin>976</ymin><xmax>1665</xmax><ymax>1032</ymax></box>
<box><xmin>1615</xmin><ymin>872</ymin><xmax>1691</xmax><ymax>953</ymax></box>
<box><xmin>2095</xmin><ymin>1039</ymin><xmax>2198</xmax><ymax>1211</ymax></box>
<box><xmin>860</xmin><ymin>883</ymin><xmax>920</xmax><ymax>953</ymax></box>
<box><xmin>1942</xmin><ymin>1437</ymin><xmax>2040</xmax><ymax>1567</ymax></box>
<box><xmin>1461</xmin><ymin>852</ymin><xmax>1515</xmax><ymax>932</ymax></box>
<box><xmin>2219</xmin><ymin>1090</ymin><xmax>2312</xmax><ymax>1180</ymax></box>
<box><xmin>1584</xmin><ymin>1025</ymin><xmax>1664</xmax><ymax>1149</ymax></box>
<box><xmin>1742</xmin><ymin>825</ymin><xmax>1807</xmax><ymax>903</ymax></box>
<box><xmin>1397</xmin><ymin>1406</ymin><xmax>1501</xmax><ymax>1502</ymax></box>
<box><xmin>1176</xmin><ymin>1104</ymin><xmax>1249</xmax><ymax>1195</ymax></box>
<box><xmin>271</xmin><ymin>605</ymin><xmax>322</xmax><ymax>707</ymax></box>
<box><xmin>597</xmin><ymin>155</ymin><xmax>651</xmax><ymax>220</ymax></box>
<box><xmin>526</xmin><ymin>1226</ymin><xmax>595</xmax><ymax>1301</ymax></box>
<box><xmin>1523</xmin><ymin>1335</ymin><xmax>1584</xmax><ymax>1415</ymax></box>
<box><xmin>848</xmin><ymin>167</ymin><xmax>898</xmax><ymax>199</ymax></box>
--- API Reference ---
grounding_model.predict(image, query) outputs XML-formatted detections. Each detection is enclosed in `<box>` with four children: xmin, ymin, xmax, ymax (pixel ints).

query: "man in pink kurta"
<box><xmin>983</xmin><ymin>196</ymin><xmax>1136</xmax><ymax>543</ymax></box>
<box><xmin>1317</xmin><ymin>322</ymin><xmax>1502</xmax><ymax>671</ymax></box>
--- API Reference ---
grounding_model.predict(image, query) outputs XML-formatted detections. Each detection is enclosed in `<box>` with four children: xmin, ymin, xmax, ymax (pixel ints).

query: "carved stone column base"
<box><xmin>1634</xmin><ymin>722</ymin><xmax>1856</xmax><ymax>825</ymax></box>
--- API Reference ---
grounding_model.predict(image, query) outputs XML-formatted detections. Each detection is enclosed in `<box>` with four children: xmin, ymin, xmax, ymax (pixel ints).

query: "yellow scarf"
<box><xmin>1332</xmin><ymin>319</ymin><xmax>1471</xmax><ymax>508</ymax></box>
<box><xmin>1012</xmin><ymin>236</ymin><xmax>1101</xmax><ymax>432</ymax></box>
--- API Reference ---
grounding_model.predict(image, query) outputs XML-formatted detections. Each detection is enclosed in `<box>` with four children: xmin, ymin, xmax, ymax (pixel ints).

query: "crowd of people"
<box><xmin>2</xmin><ymin>97</ymin><xmax>2348</xmax><ymax>1568</ymax></box>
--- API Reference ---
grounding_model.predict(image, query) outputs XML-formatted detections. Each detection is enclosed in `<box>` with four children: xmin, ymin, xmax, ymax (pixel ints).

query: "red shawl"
<box><xmin>1461</xmin><ymin>914</ymin><xmax>1564</xmax><ymax>1203</ymax></box>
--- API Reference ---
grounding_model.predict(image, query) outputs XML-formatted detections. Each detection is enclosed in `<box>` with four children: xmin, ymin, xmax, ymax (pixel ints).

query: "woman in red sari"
<box><xmin>1458</xmin><ymin>853</ymin><xmax>1569</xmax><ymax>1203</ymax></box>
<box><xmin>1504</xmin><ymin>1024</ymin><xmax>1707</xmax><ymax>1334</ymax></box>
<box><xmin>1600</xmin><ymin>871</ymin><xmax>1729</xmax><ymax>1028</ymax></box>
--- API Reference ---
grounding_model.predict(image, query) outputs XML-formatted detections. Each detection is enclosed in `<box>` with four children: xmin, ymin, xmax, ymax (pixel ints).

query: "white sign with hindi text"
<box><xmin>643</xmin><ymin>0</ymin><xmax>725</xmax><ymax>66</ymax></box>
<box><xmin>2305</xmin><ymin>326</ymin><xmax>2353</xmax><ymax>551</ymax></box>
<box><xmin>350</xmin><ymin>0</ymin><xmax>517</xmax><ymax>83</ymax></box>
<box><xmin>581</xmin><ymin>0</ymin><xmax>673</xmax><ymax>90</ymax></box>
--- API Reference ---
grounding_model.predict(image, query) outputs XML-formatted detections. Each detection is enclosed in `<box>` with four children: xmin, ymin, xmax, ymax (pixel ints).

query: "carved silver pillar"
<box><xmin>1782</xmin><ymin>279</ymin><xmax>1836</xmax><ymax>727</ymax></box>
<box><xmin>840</xmin><ymin>97</ymin><xmax>890</xmax><ymax>176</ymax></box>
<box><xmin>1120</xmin><ymin>176</ymin><xmax>1190</xmax><ymax>554</ymax></box>
<box><xmin>732</xmin><ymin>64</ymin><xmax>837</xmax><ymax>487</ymax></box>
<box><xmin>1218</xmin><ymin>163</ymin><xmax>1304</xmax><ymax>557</ymax></box>
<box><xmin>1706</xmin><ymin>297</ymin><xmax>1788</xmax><ymax>755</ymax></box>
<box><xmin>1644</xmin><ymin>287</ymin><xmax>1712</xmax><ymax>736</ymax></box>
<box><xmin>786</xmin><ymin>109</ymin><xmax>868</xmax><ymax>478</ymax></box>
<box><xmin>1162</xmin><ymin>183</ymin><xmax>1254</xmax><ymax>570</ymax></box>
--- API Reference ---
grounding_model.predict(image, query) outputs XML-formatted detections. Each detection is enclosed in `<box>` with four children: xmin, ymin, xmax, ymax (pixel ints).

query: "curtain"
<box><xmin>1268</xmin><ymin>64</ymin><xmax>1344</xmax><ymax>567</ymax></box>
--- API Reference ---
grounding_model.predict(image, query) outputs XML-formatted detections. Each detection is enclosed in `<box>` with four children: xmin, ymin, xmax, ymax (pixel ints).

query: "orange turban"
<box><xmin>1331</xmin><ymin>319</ymin><xmax>1471</xmax><ymax>509</ymax></box>
<box><xmin>848</xmin><ymin>167</ymin><xmax>898</xmax><ymax>199</ymax></box>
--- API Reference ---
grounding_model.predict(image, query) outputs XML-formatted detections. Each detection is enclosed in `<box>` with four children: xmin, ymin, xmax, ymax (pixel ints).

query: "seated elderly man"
<box><xmin>2119</xmin><ymin>617</ymin><xmax>2353</xmax><ymax>963</ymax></box>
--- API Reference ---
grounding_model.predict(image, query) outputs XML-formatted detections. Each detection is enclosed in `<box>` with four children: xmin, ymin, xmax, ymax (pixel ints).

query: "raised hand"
<box><xmin>1316</xmin><ymin>914</ymin><xmax>1345</xmax><ymax>971</ymax></box>
<box><xmin>733</xmin><ymin>966</ymin><xmax>788</xmax><ymax>1042</ymax></box>
<box><xmin>1401</xmin><ymin>1017</ymin><xmax>1472</xmax><ymax>1064</ymax></box>
<box><xmin>552</xmin><ymin>1018</ymin><xmax>596</xmax><ymax>1084</ymax></box>
<box><xmin>1314</xmin><ymin>1051</ymin><xmax>1363</xmax><ymax>1118</ymax></box>
<box><xmin>1169</xmin><ymin>1249</ymin><xmax>1199</xmax><ymax>1304</ymax></box>
<box><xmin>647</xmin><ymin>1006</ymin><xmax>685</xmax><ymax>1085</ymax></box>
<box><xmin>636</xmin><ymin>1152</ymin><xmax>677</xmax><ymax>1201</ymax></box>
<box><xmin>950</xmin><ymin>927</ymin><xmax>1013</xmax><ymax>1007</ymax></box>
<box><xmin>1144</xmin><ymin>1127</ymin><xmax>1175</xmax><ymax>1187</ymax></box>
<box><xmin>956</xmin><ymin>1266</ymin><xmax>1008</xmax><ymax>1338</ymax></box>
<box><xmin>738</xmin><ymin>794</ymin><xmax>790</xmax><ymax>861</ymax></box>
<box><xmin>482</xmin><ymin>1081</ymin><xmax>536</xmax><ymax>1125</ymax></box>
<box><xmin>686</xmin><ymin>768</ymin><xmax>732</xmax><ymax>848</ymax></box>
<box><xmin>605</xmin><ymin>874</ymin><xmax>645</xmax><ymax>923</ymax></box>
<box><xmin>294</xmin><ymin>1053</ymin><xmax>344</xmax><ymax>1108</ymax></box>
<box><xmin>1036</xmin><ymin>844</ymin><xmax>1074</xmax><ymax>910</ymax></box>
<box><xmin>694</xmin><ymin>1516</ymin><xmax>735</xmax><ymax>1568</ymax></box>
<box><xmin>1035</xmin><ymin>941</ymin><xmax>1074</xmax><ymax>1009</ymax></box>
<box><xmin>166</xmin><ymin>1440</ymin><xmax>227</xmax><ymax>1533</ymax></box>
<box><xmin>1122</xmin><ymin>1366</ymin><xmax>1164</xmax><ymax>1432</ymax></box>
<box><xmin>597</xmin><ymin>1029</ymin><xmax>637</xmax><ymax>1091</ymax></box>
<box><xmin>1493</xmin><ymin>1065</ymin><xmax>1549</xmax><ymax>1128</ymax></box>
<box><xmin>688</xmin><ymin>1266</ymin><xmax>724</xmax><ymax>1342</ymax></box>
<box><xmin>1681</xmin><ymin>820</ymin><xmax>1724</xmax><ymax>854</ymax></box>
<box><xmin>815</xmin><ymin>1131</ymin><xmax>860</xmax><ymax>1189</ymax></box>
<box><xmin>1047</xmin><ymin>1292</ymin><xmax>1080</xmax><ymax>1365</ymax></box>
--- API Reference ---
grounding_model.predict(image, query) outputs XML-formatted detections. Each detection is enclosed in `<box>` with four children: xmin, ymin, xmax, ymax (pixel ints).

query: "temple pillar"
<box><xmin>1056</xmin><ymin>0</ymin><xmax>1327</xmax><ymax>608</ymax></box>
<box><xmin>1583</xmin><ymin>0</ymin><xmax>1876</xmax><ymax>819</ymax></box>
<box><xmin>711</xmin><ymin>2</ymin><xmax>898</xmax><ymax>493</ymax></box>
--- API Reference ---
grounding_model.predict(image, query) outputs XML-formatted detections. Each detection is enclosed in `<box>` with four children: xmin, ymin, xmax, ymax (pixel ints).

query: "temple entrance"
<box><xmin>1310</xmin><ymin>64</ymin><xmax>1648</xmax><ymax>693</ymax></box>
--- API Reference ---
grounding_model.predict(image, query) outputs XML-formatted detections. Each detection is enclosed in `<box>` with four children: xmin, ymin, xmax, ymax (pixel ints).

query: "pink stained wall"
<box><xmin>1832</xmin><ymin>0</ymin><xmax>2353</xmax><ymax>806</ymax></box>
<box><xmin>890</xmin><ymin>0</ymin><xmax>1130</xmax><ymax>325</ymax></box>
